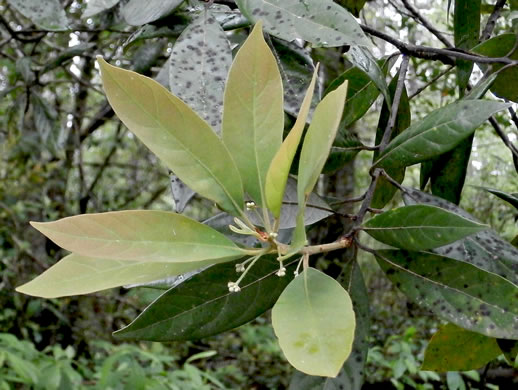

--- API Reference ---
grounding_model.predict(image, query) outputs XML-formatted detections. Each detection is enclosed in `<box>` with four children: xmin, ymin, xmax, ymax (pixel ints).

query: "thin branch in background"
<box><xmin>409</xmin><ymin>65</ymin><xmax>454</xmax><ymax>99</ymax></box>
<box><xmin>481</xmin><ymin>0</ymin><xmax>508</xmax><ymax>41</ymax></box>
<box><xmin>353</xmin><ymin>169</ymin><xmax>381</xmax><ymax>228</ymax></box>
<box><xmin>399</xmin><ymin>0</ymin><xmax>453</xmax><ymax>47</ymax></box>
<box><xmin>507</xmin><ymin>104</ymin><xmax>518</xmax><ymax>131</ymax></box>
<box><xmin>329</xmin><ymin>194</ymin><xmax>366</xmax><ymax>207</ymax></box>
<box><xmin>379</xmin><ymin>55</ymin><xmax>410</xmax><ymax>153</ymax></box>
<box><xmin>488</xmin><ymin>116</ymin><xmax>518</xmax><ymax>160</ymax></box>
<box><xmin>361</xmin><ymin>24</ymin><xmax>518</xmax><ymax>66</ymax></box>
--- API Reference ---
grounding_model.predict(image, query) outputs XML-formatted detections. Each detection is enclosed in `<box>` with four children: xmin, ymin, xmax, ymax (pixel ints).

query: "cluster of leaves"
<box><xmin>4</xmin><ymin>0</ymin><xmax>518</xmax><ymax>387</ymax></box>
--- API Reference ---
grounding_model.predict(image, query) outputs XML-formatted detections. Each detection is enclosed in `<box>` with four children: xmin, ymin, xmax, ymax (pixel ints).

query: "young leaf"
<box><xmin>114</xmin><ymin>256</ymin><xmax>296</xmax><ymax>341</ymax></box>
<box><xmin>6</xmin><ymin>0</ymin><xmax>68</xmax><ymax>31</ymax></box>
<box><xmin>97</xmin><ymin>57</ymin><xmax>244</xmax><ymax>216</ymax></box>
<box><xmin>404</xmin><ymin>188</ymin><xmax>518</xmax><ymax>285</ymax></box>
<box><xmin>291</xmin><ymin>80</ymin><xmax>348</xmax><ymax>250</ymax></box>
<box><xmin>422</xmin><ymin>323</ymin><xmax>501</xmax><ymax>372</ymax></box>
<box><xmin>265</xmin><ymin>66</ymin><xmax>318</xmax><ymax>217</ymax></box>
<box><xmin>121</xmin><ymin>0</ymin><xmax>183</xmax><ymax>26</ymax></box>
<box><xmin>169</xmin><ymin>10</ymin><xmax>231</xmax><ymax>133</ymax></box>
<box><xmin>30</xmin><ymin>210</ymin><xmax>245</xmax><ymax>262</ymax></box>
<box><xmin>272</xmin><ymin>268</ymin><xmax>356</xmax><ymax>378</ymax></box>
<box><xmin>376</xmin><ymin>250</ymin><xmax>518</xmax><ymax>339</ymax></box>
<box><xmin>363</xmin><ymin>205</ymin><xmax>487</xmax><ymax>251</ymax></box>
<box><xmin>16</xmin><ymin>254</ymin><xmax>216</xmax><ymax>298</ymax></box>
<box><xmin>235</xmin><ymin>0</ymin><xmax>370</xmax><ymax>48</ymax></box>
<box><xmin>374</xmin><ymin>100</ymin><xmax>510</xmax><ymax>169</ymax></box>
<box><xmin>222</xmin><ymin>21</ymin><xmax>284</xmax><ymax>208</ymax></box>
<box><xmin>289</xmin><ymin>259</ymin><xmax>369</xmax><ymax>389</ymax></box>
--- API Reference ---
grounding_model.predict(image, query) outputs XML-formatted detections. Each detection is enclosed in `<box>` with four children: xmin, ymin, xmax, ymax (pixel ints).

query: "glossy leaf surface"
<box><xmin>404</xmin><ymin>188</ymin><xmax>518</xmax><ymax>285</ymax></box>
<box><xmin>31</xmin><ymin>211</ymin><xmax>244</xmax><ymax>262</ymax></box>
<box><xmin>7</xmin><ymin>0</ymin><xmax>68</xmax><ymax>31</ymax></box>
<box><xmin>98</xmin><ymin>58</ymin><xmax>244</xmax><ymax>215</ymax></box>
<box><xmin>236</xmin><ymin>0</ymin><xmax>370</xmax><ymax>48</ymax></box>
<box><xmin>222</xmin><ymin>21</ymin><xmax>283</xmax><ymax>208</ymax></box>
<box><xmin>169</xmin><ymin>11</ymin><xmax>231</xmax><ymax>133</ymax></box>
<box><xmin>266</xmin><ymin>67</ymin><xmax>318</xmax><ymax>217</ymax></box>
<box><xmin>422</xmin><ymin>323</ymin><xmax>501</xmax><ymax>372</ymax></box>
<box><xmin>374</xmin><ymin>101</ymin><xmax>509</xmax><ymax>169</ymax></box>
<box><xmin>121</xmin><ymin>0</ymin><xmax>183</xmax><ymax>26</ymax></box>
<box><xmin>376</xmin><ymin>250</ymin><xmax>518</xmax><ymax>339</ymax></box>
<box><xmin>16</xmin><ymin>254</ymin><xmax>215</xmax><ymax>298</ymax></box>
<box><xmin>346</xmin><ymin>46</ymin><xmax>390</xmax><ymax>105</ymax></box>
<box><xmin>363</xmin><ymin>205</ymin><xmax>487</xmax><ymax>251</ymax></box>
<box><xmin>114</xmin><ymin>256</ymin><xmax>296</xmax><ymax>341</ymax></box>
<box><xmin>272</xmin><ymin>268</ymin><xmax>355</xmax><ymax>377</ymax></box>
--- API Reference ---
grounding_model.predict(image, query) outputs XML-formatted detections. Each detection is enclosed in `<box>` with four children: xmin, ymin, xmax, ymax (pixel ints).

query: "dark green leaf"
<box><xmin>7</xmin><ymin>0</ymin><xmax>68</xmax><ymax>31</ymax></box>
<box><xmin>346</xmin><ymin>46</ymin><xmax>390</xmax><ymax>106</ymax></box>
<box><xmin>169</xmin><ymin>11</ymin><xmax>231</xmax><ymax>134</ymax></box>
<box><xmin>121</xmin><ymin>0</ymin><xmax>183</xmax><ymax>26</ymax></box>
<box><xmin>422</xmin><ymin>323</ymin><xmax>501</xmax><ymax>372</ymax></box>
<box><xmin>376</xmin><ymin>250</ymin><xmax>518</xmax><ymax>339</ymax></box>
<box><xmin>473</xmin><ymin>34</ymin><xmax>518</xmax><ymax>102</ymax></box>
<box><xmin>113</xmin><ymin>256</ymin><xmax>296</xmax><ymax>341</ymax></box>
<box><xmin>454</xmin><ymin>0</ymin><xmax>481</xmax><ymax>91</ymax></box>
<box><xmin>474</xmin><ymin>186</ymin><xmax>518</xmax><ymax>210</ymax></box>
<box><xmin>15</xmin><ymin>58</ymin><xmax>35</xmax><ymax>84</ymax></box>
<box><xmin>363</xmin><ymin>205</ymin><xmax>487</xmax><ymax>250</ymax></box>
<box><xmin>429</xmin><ymin>135</ymin><xmax>473</xmax><ymax>205</ymax></box>
<box><xmin>326</xmin><ymin>57</ymin><xmax>395</xmax><ymax>129</ymax></box>
<box><xmin>371</xmin><ymin>71</ymin><xmax>411</xmax><ymax>208</ymax></box>
<box><xmin>374</xmin><ymin>101</ymin><xmax>510</xmax><ymax>169</ymax></box>
<box><xmin>235</xmin><ymin>0</ymin><xmax>370</xmax><ymax>48</ymax></box>
<box><xmin>497</xmin><ymin>339</ymin><xmax>518</xmax><ymax>365</ymax></box>
<box><xmin>323</xmin><ymin>132</ymin><xmax>364</xmax><ymax>175</ymax></box>
<box><xmin>404</xmin><ymin>188</ymin><xmax>518</xmax><ymax>285</ymax></box>
<box><xmin>288</xmin><ymin>259</ymin><xmax>369</xmax><ymax>389</ymax></box>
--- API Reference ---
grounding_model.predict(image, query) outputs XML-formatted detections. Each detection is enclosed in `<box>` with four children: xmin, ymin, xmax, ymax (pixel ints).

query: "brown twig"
<box><xmin>481</xmin><ymin>0</ymin><xmax>508</xmax><ymax>41</ymax></box>
<box><xmin>400</xmin><ymin>0</ymin><xmax>452</xmax><ymax>47</ymax></box>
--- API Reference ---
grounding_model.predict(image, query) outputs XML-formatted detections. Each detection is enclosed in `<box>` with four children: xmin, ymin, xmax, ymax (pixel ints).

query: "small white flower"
<box><xmin>227</xmin><ymin>282</ymin><xmax>241</xmax><ymax>292</ymax></box>
<box><xmin>268</xmin><ymin>232</ymin><xmax>278</xmax><ymax>238</ymax></box>
<box><xmin>293</xmin><ymin>270</ymin><xmax>299</xmax><ymax>276</ymax></box>
<box><xmin>235</xmin><ymin>263</ymin><xmax>246</xmax><ymax>273</ymax></box>
<box><xmin>276</xmin><ymin>267</ymin><xmax>286</xmax><ymax>277</ymax></box>
<box><xmin>245</xmin><ymin>201</ymin><xmax>256</xmax><ymax>210</ymax></box>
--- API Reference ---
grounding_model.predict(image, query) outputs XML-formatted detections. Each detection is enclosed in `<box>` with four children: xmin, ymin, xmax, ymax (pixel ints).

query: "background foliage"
<box><xmin>1</xmin><ymin>0</ymin><xmax>518</xmax><ymax>388</ymax></box>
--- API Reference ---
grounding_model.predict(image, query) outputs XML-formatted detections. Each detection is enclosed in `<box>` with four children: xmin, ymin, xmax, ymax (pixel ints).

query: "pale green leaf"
<box><xmin>30</xmin><ymin>210</ymin><xmax>245</xmax><ymax>262</ymax></box>
<box><xmin>422</xmin><ymin>323</ymin><xmax>501</xmax><ymax>372</ymax></box>
<box><xmin>169</xmin><ymin>11</ymin><xmax>231</xmax><ymax>134</ymax></box>
<box><xmin>7</xmin><ymin>0</ymin><xmax>68</xmax><ymax>31</ymax></box>
<box><xmin>363</xmin><ymin>205</ymin><xmax>487</xmax><ymax>251</ymax></box>
<box><xmin>236</xmin><ymin>0</ymin><xmax>370</xmax><ymax>47</ymax></box>
<box><xmin>121</xmin><ymin>0</ymin><xmax>183</xmax><ymax>26</ymax></box>
<box><xmin>265</xmin><ymin>66</ymin><xmax>318</xmax><ymax>217</ymax></box>
<box><xmin>291</xmin><ymin>80</ymin><xmax>347</xmax><ymax>250</ymax></box>
<box><xmin>272</xmin><ymin>268</ymin><xmax>356</xmax><ymax>377</ymax></box>
<box><xmin>374</xmin><ymin>100</ymin><xmax>510</xmax><ymax>169</ymax></box>
<box><xmin>222</xmin><ymin>21</ymin><xmax>284</xmax><ymax>208</ymax></box>
<box><xmin>97</xmin><ymin>57</ymin><xmax>244</xmax><ymax>216</ymax></box>
<box><xmin>83</xmin><ymin>0</ymin><xmax>120</xmax><ymax>18</ymax></box>
<box><xmin>16</xmin><ymin>253</ymin><xmax>216</xmax><ymax>298</ymax></box>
